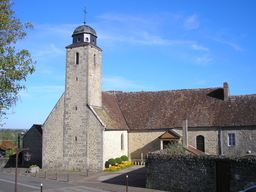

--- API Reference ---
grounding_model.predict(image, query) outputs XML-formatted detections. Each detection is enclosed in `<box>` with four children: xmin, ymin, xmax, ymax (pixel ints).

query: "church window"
<box><xmin>75</xmin><ymin>136</ymin><xmax>77</xmax><ymax>141</ymax></box>
<box><xmin>94</xmin><ymin>54</ymin><xmax>96</xmax><ymax>66</ymax></box>
<box><xmin>86</xmin><ymin>37</ymin><xmax>89</xmax><ymax>42</ymax></box>
<box><xmin>121</xmin><ymin>133</ymin><xmax>124</xmax><ymax>150</ymax></box>
<box><xmin>76</xmin><ymin>52</ymin><xmax>79</xmax><ymax>64</ymax></box>
<box><xmin>77</xmin><ymin>38</ymin><xmax>80</xmax><ymax>43</ymax></box>
<box><xmin>92</xmin><ymin>39</ymin><xmax>95</xmax><ymax>44</ymax></box>
<box><xmin>196</xmin><ymin>135</ymin><xmax>205</xmax><ymax>152</ymax></box>
<box><xmin>75</xmin><ymin>106</ymin><xmax>77</xmax><ymax>110</ymax></box>
<box><xmin>76</xmin><ymin>77</ymin><xmax>78</xmax><ymax>81</ymax></box>
<box><xmin>228</xmin><ymin>134</ymin><xmax>235</xmax><ymax>146</ymax></box>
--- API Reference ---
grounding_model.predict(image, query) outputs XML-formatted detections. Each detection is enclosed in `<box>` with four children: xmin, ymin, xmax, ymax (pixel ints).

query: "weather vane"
<box><xmin>83</xmin><ymin>5</ymin><xmax>87</xmax><ymax>25</ymax></box>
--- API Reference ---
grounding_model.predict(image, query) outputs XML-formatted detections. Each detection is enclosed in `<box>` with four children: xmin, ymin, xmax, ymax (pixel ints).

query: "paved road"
<box><xmin>0</xmin><ymin>166</ymin><xmax>164</xmax><ymax>192</ymax></box>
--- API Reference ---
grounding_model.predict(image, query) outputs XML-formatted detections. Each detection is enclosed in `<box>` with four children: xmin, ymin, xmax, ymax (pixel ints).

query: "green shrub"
<box><xmin>166</xmin><ymin>142</ymin><xmax>187</xmax><ymax>154</ymax></box>
<box><xmin>4</xmin><ymin>154</ymin><xmax>9</xmax><ymax>158</ymax></box>
<box><xmin>121</xmin><ymin>155</ymin><xmax>128</xmax><ymax>161</ymax></box>
<box><xmin>115</xmin><ymin>157</ymin><xmax>122</xmax><ymax>164</ymax></box>
<box><xmin>108</xmin><ymin>158</ymin><xmax>116</xmax><ymax>165</ymax></box>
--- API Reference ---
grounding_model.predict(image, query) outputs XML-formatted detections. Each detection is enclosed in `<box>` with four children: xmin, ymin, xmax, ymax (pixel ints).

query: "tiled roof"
<box><xmin>99</xmin><ymin>86</ymin><xmax>256</xmax><ymax>130</ymax></box>
<box><xmin>187</xmin><ymin>145</ymin><xmax>208</xmax><ymax>155</ymax></box>
<box><xmin>94</xmin><ymin>92</ymin><xmax>129</xmax><ymax>130</ymax></box>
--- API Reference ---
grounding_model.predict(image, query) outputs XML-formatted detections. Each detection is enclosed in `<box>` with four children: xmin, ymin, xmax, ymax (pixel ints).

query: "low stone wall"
<box><xmin>0</xmin><ymin>158</ymin><xmax>9</xmax><ymax>168</ymax></box>
<box><xmin>146</xmin><ymin>152</ymin><xmax>256</xmax><ymax>192</ymax></box>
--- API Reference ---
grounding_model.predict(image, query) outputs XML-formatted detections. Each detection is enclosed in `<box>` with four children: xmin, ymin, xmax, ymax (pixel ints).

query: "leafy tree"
<box><xmin>0</xmin><ymin>140</ymin><xmax>15</xmax><ymax>155</ymax></box>
<box><xmin>0</xmin><ymin>0</ymin><xmax>35</xmax><ymax>123</ymax></box>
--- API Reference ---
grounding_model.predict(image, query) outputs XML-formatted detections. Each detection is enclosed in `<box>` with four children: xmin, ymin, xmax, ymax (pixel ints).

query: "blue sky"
<box><xmin>2</xmin><ymin>0</ymin><xmax>256</xmax><ymax>129</ymax></box>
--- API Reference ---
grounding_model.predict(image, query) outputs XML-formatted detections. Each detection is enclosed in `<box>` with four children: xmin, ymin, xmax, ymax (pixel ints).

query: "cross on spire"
<box><xmin>83</xmin><ymin>5</ymin><xmax>87</xmax><ymax>25</ymax></box>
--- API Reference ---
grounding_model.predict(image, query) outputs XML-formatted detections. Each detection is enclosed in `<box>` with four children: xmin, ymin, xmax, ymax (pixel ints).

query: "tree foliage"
<box><xmin>0</xmin><ymin>0</ymin><xmax>35</xmax><ymax>121</ymax></box>
<box><xmin>0</xmin><ymin>140</ymin><xmax>15</xmax><ymax>155</ymax></box>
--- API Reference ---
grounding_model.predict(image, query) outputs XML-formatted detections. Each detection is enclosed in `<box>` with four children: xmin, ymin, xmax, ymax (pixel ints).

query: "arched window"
<box><xmin>76</xmin><ymin>52</ymin><xmax>79</xmax><ymax>65</ymax></box>
<box><xmin>196</xmin><ymin>135</ymin><xmax>205</xmax><ymax>152</ymax></box>
<box><xmin>86</xmin><ymin>37</ymin><xmax>89</xmax><ymax>42</ymax></box>
<box><xmin>121</xmin><ymin>133</ymin><xmax>124</xmax><ymax>150</ymax></box>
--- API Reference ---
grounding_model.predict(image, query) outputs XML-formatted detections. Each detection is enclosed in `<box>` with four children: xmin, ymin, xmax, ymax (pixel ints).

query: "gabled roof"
<box><xmin>95</xmin><ymin>85</ymin><xmax>256</xmax><ymax>130</ymax></box>
<box><xmin>158</xmin><ymin>130</ymin><xmax>182</xmax><ymax>140</ymax></box>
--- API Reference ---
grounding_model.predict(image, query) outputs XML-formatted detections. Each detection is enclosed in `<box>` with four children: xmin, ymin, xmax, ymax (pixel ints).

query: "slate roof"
<box><xmin>95</xmin><ymin>85</ymin><xmax>256</xmax><ymax>130</ymax></box>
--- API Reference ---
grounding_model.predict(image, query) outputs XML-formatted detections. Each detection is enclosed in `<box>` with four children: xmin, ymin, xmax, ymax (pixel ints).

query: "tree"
<box><xmin>0</xmin><ymin>0</ymin><xmax>35</xmax><ymax>123</ymax></box>
<box><xmin>0</xmin><ymin>140</ymin><xmax>15</xmax><ymax>155</ymax></box>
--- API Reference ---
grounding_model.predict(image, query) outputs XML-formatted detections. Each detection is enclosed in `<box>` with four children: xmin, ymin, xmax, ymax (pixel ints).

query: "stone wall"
<box><xmin>103</xmin><ymin>130</ymin><xmax>128</xmax><ymax>167</ymax></box>
<box><xmin>88</xmin><ymin>46</ymin><xmax>102</xmax><ymax>107</ymax></box>
<box><xmin>63</xmin><ymin>44</ymin><xmax>103</xmax><ymax>171</ymax></box>
<box><xmin>174</xmin><ymin>127</ymin><xmax>219</xmax><ymax>155</ymax></box>
<box><xmin>146</xmin><ymin>152</ymin><xmax>256</xmax><ymax>192</ymax></box>
<box><xmin>42</xmin><ymin>94</ymin><xmax>64</xmax><ymax>170</ymax></box>
<box><xmin>222</xmin><ymin>126</ymin><xmax>256</xmax><ymax>156</ymax></box>
<box><xmin>87</xmin><ymin>109</ymin><xmax>104</xmax><ymax>171</ymax></box>
<box><xmin>0</xmin><ymin>158</ymin><xmax>10</xmax><ymax>167</ymax></box>
<box><xmin>129</xmin><ymin>130</ymin><xmax>166</xmax><ymax>160</ymax></box>
<box><xmin>23</xmin><ymin>125</ymin><xmax>42</xmax><ymax>168</ymax></box>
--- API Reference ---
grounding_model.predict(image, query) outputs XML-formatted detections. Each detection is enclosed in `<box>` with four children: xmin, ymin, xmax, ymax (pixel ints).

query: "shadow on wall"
<box><xmin>130</xmin><ymin>138</ymin><xmax>160</xmax><ymax>160</ymax></box>
<box><xmin>102</xmin><ymin>166</ymin><xmax>146</xmax><ymax>188</ymax></box>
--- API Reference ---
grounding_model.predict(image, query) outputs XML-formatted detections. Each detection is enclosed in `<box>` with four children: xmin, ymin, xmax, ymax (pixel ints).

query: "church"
<box><xmin>23</xmin><ymin>22</ymin><xmax>256</xmax><ymax>171</ymax></box>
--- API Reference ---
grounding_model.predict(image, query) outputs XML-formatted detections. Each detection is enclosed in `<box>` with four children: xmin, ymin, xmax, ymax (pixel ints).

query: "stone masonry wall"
<box><xmin>222</xmin><ymin>126</ymin><xmax>256</xmax><ymax>156</ymax></box>
<box><xmin>23</xmin><ymin>126</ymin><xmax>42</xmax><ymax>168</ymax></box>
<box><xmin>63</xmin><ymin>46</ymin><xmax>89</xmax><ymax>170</ymax></box>
<box><xmin>87</xmin><ymin>110</ymin><xmax>104</xmax><ymax>171</ymax></box>
<box><xmin>129</xmin><ymin>130</ymin><xmax>166</xmax><ymax>160</ymax></box>
<box><xmin>42</xmin><ymin>94</ymin><xmax>64</xmax><ymax>170</ymax></box>
<box><xmin>146</xmin><ymin>152</ymin><xmax>256</xmax><ymax>192</ymax></box>
<box><xmin>103</xmin><ymin>130</ymin><xmax>128</xmax><ymax>167</ymax></box>
<box><xmin>174</xmin><ymin>127</ymin><xmax>219</xmax><ymax>155</ymax></box>
<box><xmin>88</xmin><ymin>46</ymin><xmax>102</xmax><ymax>107</ymax></box>
<box><xmin>63</xmin><ymin>45</ymin><xmax>103</xmax><ymax>171</ymax></box>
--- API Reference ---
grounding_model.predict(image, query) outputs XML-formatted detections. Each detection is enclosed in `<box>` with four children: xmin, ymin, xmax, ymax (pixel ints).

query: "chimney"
<box><xmin>182</xmin><ymin>119</ymin><xmax>188</xmax><ymax>148</ymax></box>
<box><xmin>223</xmin><ymin>82</ymin><xmax>230</xmax><ymax>101</ymax></box>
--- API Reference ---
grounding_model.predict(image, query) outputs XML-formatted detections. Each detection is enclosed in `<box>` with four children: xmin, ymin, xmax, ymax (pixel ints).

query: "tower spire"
<box><xmin>83</xmin><ymin>5</ymin><xmax>87</xmax><ymax>25</ymax></box>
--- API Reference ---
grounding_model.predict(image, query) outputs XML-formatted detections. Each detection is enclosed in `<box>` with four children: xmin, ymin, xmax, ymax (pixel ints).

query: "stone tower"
<box><xmin>63</xmin><ymin>25</ymin><xmax>103</xmax><ymax>171</ymax></box>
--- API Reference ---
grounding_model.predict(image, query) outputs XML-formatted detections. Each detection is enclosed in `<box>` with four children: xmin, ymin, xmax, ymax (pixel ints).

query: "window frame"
<box><xmin>228</xmin><ymin>133</ymin><xmax>235</xmax><ymax>146</ymax></box>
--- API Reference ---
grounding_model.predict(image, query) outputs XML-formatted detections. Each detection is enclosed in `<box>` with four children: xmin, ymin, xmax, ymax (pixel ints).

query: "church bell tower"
<box><xmin>63</xmin><ymin>20</ymin><xmax>102</xmax><ymax>170</ymax></box>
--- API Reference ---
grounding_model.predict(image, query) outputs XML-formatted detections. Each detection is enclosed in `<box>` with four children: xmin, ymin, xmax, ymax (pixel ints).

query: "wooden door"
<box><xmin>216</xmin><ymin>161</ymin><xmax>230</xmax><ymax>192</ymax></box>
<box><xmin>196</xmin><ymin>135</ymin><xmax>205</xmax><ymax>152</ymax></box>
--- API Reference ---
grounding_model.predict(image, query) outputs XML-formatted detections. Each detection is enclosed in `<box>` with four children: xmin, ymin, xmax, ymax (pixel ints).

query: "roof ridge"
<box><xmin>103</xmin><ymin>87</ymin><xmax>222</xmax><ymax>94</ymax></box>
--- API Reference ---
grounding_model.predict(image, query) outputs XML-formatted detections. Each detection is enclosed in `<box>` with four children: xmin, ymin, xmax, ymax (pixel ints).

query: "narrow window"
<box><xmin>75</xmin><ymin>106</ymin><xmax>77</xmax><ymax>110</ymax></box>
<box><xmin>94</xmin><ymin>54</ymin><xmax>96</xmax><ymax>66</ymax></box>
<box><xmin>76</xmin><ymin>77</ymin><xmax>78</xmax><ymax>81</ymax></box>
<box><xmin>196</xmin><ymin>135</ymin><xmax>205</xmax><ymax>152</ymax></box>
<box><xmin>75</xmin><ymin>136</ymin><xmax>77</xmax><ymax>141</ymax></box>
<box><xmin>121</xmin><ymin>133</ymin><xmax>124</xmax><ymax>150</ymax></box>
<box><xmin>228</xmin><ymin>134</ymin><xmax>235</xmax><ymax>146</ymax></box>
<box><xmin>76</xmin><ymin>52</ymin><xmax>79</xmax><ymax>65</ymax></box>
<box><xmin>86</xmin><ymin>37</ymin><xmax>89</xmax><ymax>42</ymax></box>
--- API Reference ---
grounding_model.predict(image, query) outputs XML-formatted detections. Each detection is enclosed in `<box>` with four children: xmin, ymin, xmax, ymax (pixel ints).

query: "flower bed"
<box><xmin>104</xmin><ymin>161</ymin><xmax>134</xmax><ymax>172</ymax></box>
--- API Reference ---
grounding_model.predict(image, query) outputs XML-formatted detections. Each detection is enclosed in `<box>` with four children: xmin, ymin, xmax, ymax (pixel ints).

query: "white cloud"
<box><xmin>196</xmin><ymin>57</ymin><xmax>213</xmax><ymax>65</ymax></box>
<box><xmin>183</xmin><ymin>14</ymin><xmax>199</xmax><ymax>30</ymax></box>
<box><xmin>191</xmin><ymin>44</ymin><xmax>209</xmax><ymax>51</ymax></box>
<box><xmin>214</xmin><ymin>39</ymin><xmax>242</xmax><ymax>51</ymax></box>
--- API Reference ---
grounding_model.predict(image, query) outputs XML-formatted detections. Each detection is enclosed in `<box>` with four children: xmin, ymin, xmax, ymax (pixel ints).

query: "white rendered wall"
<box><xmin>103</xmin><ymin>130</ymin><xmax>128</xmax><ymax>167</ymax></box>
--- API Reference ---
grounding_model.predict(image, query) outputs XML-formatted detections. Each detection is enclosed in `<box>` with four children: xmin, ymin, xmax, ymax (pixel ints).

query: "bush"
<box><xmin>166</xmin><ymin>142</ymin><xmax>187</xmax><ymax>154</ymax></box>
<box><xmin>108</xmin><ymin>158</ymin><xmax>116</xmax><ymax>165</ymax></box>
<box><xmin>4</xmin><ymin>154</ymin><xmax>9</xmax><ymax>158</ymax></box>
<box><xmin>121</xmin><ymin>155</ymin><xmax>128</xmax><ymax>161</ymax></box>
<box><xmin>115</xmin><ymin>157</ymin><xmax>122</xmax><ymax>164</ymax></box>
